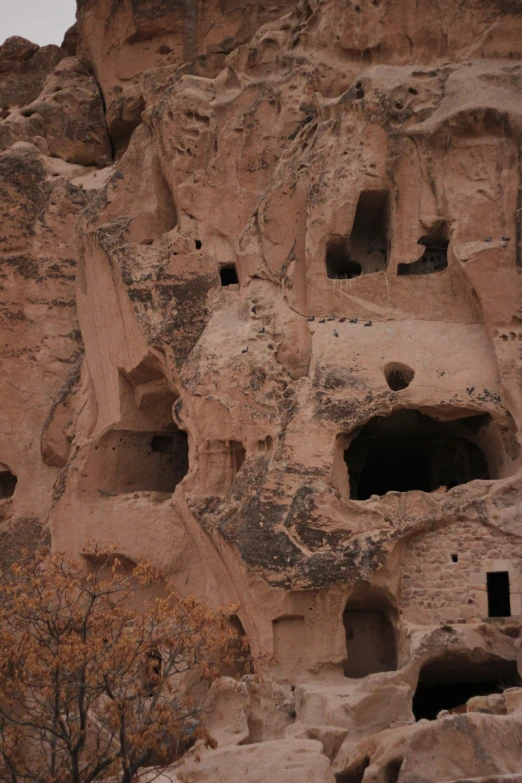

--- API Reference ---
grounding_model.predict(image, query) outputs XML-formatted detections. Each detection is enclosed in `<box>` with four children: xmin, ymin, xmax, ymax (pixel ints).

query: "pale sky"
<box><xmin>1</xmin><ymin>0</ymin><xmax>77</xmax><ymax>48</ymax></box>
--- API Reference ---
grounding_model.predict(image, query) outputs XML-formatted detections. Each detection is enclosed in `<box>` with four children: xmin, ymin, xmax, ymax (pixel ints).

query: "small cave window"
<box><xmin>384</xmin><ymin>362</ymin><xmax>414</xmax><ymax>391</ymax></box>
<box><xmin>230</xmin><ymin>440</ymin><xmax>246</xmax><ymax>475</ymax></box>
<box><xmin>412</xmin><ymin>654</ymin><xmax>520</xmax><ymax>720</ymax></box>
<box><xmin>0</xmin><ymin>468</ymin><xmax>17</xmax><ymax>499</ymax></box>
<box><xmin>344</xmin><ymin>410</ymin><xmax>490</xmax><ymax>500</ymax></box>
<box><xmin>326</xmin><ymin>190</ymin><xmax>389</xmax><ymax>279</ymax></box>
<box><xmin>219</xmin><ymin>264</ymin><xmax>239</xmax><ymax>287</ymax></box>
<box><xmin>487</xmin><ymin>571</ymin><xmax>511</xmax><ymax>618</ymax></box>
<box><xmin>397</xmin><ymin>232</ymin><xmax>449</xmax><ymax>276</ymax></box>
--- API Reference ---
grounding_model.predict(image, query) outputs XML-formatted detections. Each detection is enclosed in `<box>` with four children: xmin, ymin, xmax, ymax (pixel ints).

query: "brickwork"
<box><xmin>400</xmin><ymin>521</ymin><xmax>522</xmax><ymax>625</ymax></box>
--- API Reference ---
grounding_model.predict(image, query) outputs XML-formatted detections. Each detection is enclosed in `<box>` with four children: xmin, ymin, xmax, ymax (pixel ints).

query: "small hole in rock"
<box><xmin>195</xmin><ymin>239</ymin><xmax>202</xmax><ymax>250</ymax></box>
<box><xmin>451</xmin><ymin>553</ymin><xmax>458</xmax><ymax>563</ymax></box>
<box><xmin>219</xmin><ymin>264</ymin><xmax>239</xmax><ymax>287</ymax></box>
<box><xmin>0</xmin><ymin>469</ymin><xmax>17</xmax><ymax>499</ymax></box>
<box><xmin>384</xmin><ymin>362</ymin><xmax>414</xmax><ymax>391</ymax></box>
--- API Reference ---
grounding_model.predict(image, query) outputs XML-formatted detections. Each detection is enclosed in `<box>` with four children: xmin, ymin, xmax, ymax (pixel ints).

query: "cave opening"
<box><xmin>342</xmin><ymin>585</ymin><xmax>397</xmax><ymax>678</ymax></box>
<box><xmin>89</xmin><ymin>429</ymin><xmax>189</xmax><ymax>495</ymax></box>
<box><xmin>413</xmin><ymin>654</ymin><xmax>520</xmax><ymax>720</ymax></box>
<box><xmin>397</xmin><ymin>231</ymin><xmax>449</xmax><ymax>276</ymax></box>
<box><xmin>0</xmin><ymin>469</ymin><xmax>17</xmax><ymax>499</ymax></box>
<box><xmin>326</xmin><ymin>237</ymin><xmax>362</xmax><ymax>279</ymax></box>
<box><xmin>230</xmin><ymin>440</ymin><xmax>246</xmax><ymax>474</ymax></box>
<box><xmin>344</xmin><ymin>410</ymin><xmax>490</xmax><ymax>500</ymax></box>
<box><xmin>220</xmin><ymin>264</ymin><xmax>239</xmax><ymax>286</ymax></box>
<box><xmin>487</xmin><ymin>571</ymin><xmax>511</xmax><ymax>617</ymax></box>
<box><xmin>326</xmin><ymin>190</ymin><xmax>389</xmax><ymax>279</ymax></box>
<box><xmin>384</xmin><ymin>362</ymin><xmax>414</xmax><ymax>391</ymax></box>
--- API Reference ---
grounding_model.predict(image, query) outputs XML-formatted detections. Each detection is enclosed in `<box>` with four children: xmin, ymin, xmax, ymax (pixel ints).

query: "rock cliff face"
<box><xmin>2</xmin><ymin>0</ymin><xmax>522</xmax><ymax>779</ymax></box>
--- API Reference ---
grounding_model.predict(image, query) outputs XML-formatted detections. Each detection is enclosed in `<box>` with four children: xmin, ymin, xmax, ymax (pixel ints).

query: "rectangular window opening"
<box><xmin>487</xmin><ymin>571</ymin><xmax>511</xmax><ymax>618</ymax></box>
<box><xmin>219</xmin><ymin>264</ymin><xmax>239</xmax><ymax>287</ymax></box>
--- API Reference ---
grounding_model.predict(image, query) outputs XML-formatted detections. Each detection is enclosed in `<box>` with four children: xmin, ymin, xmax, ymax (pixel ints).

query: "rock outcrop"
<box><xmin>1</xmin><ymin>0</ymin><xmax>522</xmax><ymax>780</ymax></box>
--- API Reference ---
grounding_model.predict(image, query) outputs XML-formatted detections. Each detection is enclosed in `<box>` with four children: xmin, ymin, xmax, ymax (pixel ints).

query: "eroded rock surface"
<box><xmin>2</xmin><ymin>0</ymin><xmax>522</xmax><ymax>780</ymax></box>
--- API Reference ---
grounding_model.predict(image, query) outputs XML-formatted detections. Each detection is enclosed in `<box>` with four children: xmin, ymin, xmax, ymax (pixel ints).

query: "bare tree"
<box><xmin>0</xmin><ymin>547</ymin><xmax>245</xmax><ymax>783</ymax></box>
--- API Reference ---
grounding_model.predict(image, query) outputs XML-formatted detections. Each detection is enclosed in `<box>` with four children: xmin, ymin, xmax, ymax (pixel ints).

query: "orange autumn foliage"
<box><xmin>0</xmin><ymin>547</ymin><xmax>245</xmax><ymax>783</ymax></box>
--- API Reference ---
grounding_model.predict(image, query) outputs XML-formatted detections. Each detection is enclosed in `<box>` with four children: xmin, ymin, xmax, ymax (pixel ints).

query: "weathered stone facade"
<box><xmin>401</xmin><ymin>520</ymin><xmax>522</xmax><ymax>625</ymax></box>
<box><xmin>2</xmin><ymin>0</ymin><xmax>522</xmax><ymax>780</ymax></box>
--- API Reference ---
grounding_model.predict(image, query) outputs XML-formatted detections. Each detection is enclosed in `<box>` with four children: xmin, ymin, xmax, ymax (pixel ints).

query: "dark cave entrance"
<box><xmin>326</xmin><ymin>191</ymin><xmax>389</xmax><ymax>279</ymax></box>
<box><xmin>487</xmin><ymin>571</ymin><xmax>511</xmax><ymax>618</ymax></box>
<box><xmin>413</xmin><ymin>654</ymin><xmax>520</xmax><ymax>720</ymax></box>
<box><xmin>0</xmin><ymin>468</ymin><xmax>17</xmax><ymax>499</ymax></box>
<box><xmin>344</xmin><ymin>410</ymin><xmax>490</xmax><ymax>500</ymax></box>
<box><xmin>219</xmin><ymin>264</ymin><xmax>239</xmax><ymax>286</ymax></box>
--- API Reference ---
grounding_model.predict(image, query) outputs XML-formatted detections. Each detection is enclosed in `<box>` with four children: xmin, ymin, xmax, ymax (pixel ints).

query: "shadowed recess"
<box><xmin>398</xmin><ymin>229</ymin><xmax>449</xmax><ymax>276</ymax></box>
<box><xmin>326</xmin><ymin>191</ymin><xmax>389</xmax><ymax>279</ymax></box>
<box><xmin>344</xmin><ymin>410</ymin><xmax>490</xmax><ymax>500</ymax></box>
<box><xmin>413</xmin><ymin>653</ymin><xmax>521</xmax><ymax>720</ymax></box>
<box><xmin>0</xmin><ymin>468</ymin><xmax>17</xmax><ymax>499</ymax></box>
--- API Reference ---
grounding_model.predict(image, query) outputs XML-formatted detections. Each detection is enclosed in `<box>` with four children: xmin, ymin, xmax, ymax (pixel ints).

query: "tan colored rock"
<box><xmin>2</xmin><ymin>0</ymin><xmax>522</xmax><ymax>780</ymax></box>
<box><xmin>336</xmin><ymin>713</ymin><xmax>522</xmax><ymax>783</ymax></box>
<box><xmin>0</xmin><ymin>56</ymin><xmax>111</xmax><ymax>165</ymax></box>
<box><xmin>0</xmin><ymin>37</ymin><xmax>65</xmax><ymax>110</ymax></box>
<box><xmin>176</xmin><ymin>739</ymin><xmax>335</xmax><ymax>783</ymax></box>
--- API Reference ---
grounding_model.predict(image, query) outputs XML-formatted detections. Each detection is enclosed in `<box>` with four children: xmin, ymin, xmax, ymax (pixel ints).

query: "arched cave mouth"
<box><xmin>413</xmin><ymin>654</ymin><xmax>521</xmax><ymax>720</ymax></box>
<box><xmin>342</xmin><ymin>585</ymin><xmax>398</xmax><ymax>678</ymax></box>
<box><xmin>344</xmin><ymin>410</ymin><xmax>491</xmax><ymax>500</ymax></box>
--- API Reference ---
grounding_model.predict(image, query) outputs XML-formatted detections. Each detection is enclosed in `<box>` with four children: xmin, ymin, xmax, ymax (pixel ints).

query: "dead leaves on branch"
<box><xmin>0</xmin><ymin>544</ymin><xmax>249</xmax><ymax>783</ymax></box>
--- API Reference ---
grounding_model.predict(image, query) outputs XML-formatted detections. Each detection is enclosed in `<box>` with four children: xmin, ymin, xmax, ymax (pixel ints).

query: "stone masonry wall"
<box><xmin>400</xmin><ymin>520</ymin><xmax>522</xmax><ymax>625</ymax></box>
